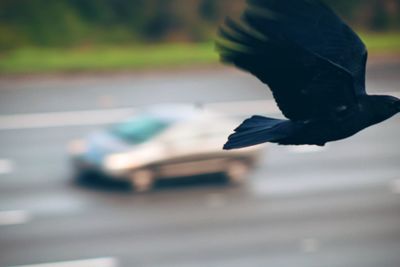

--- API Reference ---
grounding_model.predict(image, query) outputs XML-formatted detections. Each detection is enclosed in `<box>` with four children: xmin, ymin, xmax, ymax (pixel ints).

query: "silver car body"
<box><xmin>69</xmin><ymin>104</ymin><xmax>264</xmax><ymax>183</ymax></box>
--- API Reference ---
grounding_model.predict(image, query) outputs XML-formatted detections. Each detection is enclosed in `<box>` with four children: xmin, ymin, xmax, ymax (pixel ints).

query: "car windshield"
<box><xmin>111</xmin><ymin>115</ymin><xmax>170</xmax><ymax>144</ymax></box>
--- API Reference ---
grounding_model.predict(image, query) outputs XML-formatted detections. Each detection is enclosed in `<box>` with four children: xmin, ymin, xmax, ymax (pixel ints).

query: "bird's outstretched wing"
<box><xmin>216</xmin><ymin>0</ymin><xmax>368</xmax><ymax>121</ymax></box>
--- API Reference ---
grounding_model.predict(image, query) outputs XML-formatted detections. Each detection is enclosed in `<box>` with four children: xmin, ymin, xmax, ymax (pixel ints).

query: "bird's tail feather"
<box><xmin>224</xmin><ymin>116</ymin><xmax>295</xmax><ymax>150</ymax></box>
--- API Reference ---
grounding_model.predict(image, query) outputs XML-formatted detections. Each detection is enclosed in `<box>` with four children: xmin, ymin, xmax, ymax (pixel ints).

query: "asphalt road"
<box><xmin>0</xmin><ymin>63</ymin><xmax>399</xmax><ymax>267</ymax></box>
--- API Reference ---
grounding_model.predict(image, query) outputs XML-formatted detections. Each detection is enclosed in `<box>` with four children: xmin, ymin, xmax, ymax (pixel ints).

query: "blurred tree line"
<box><xmin>0</xmin><ymin>0</ymin><xmax>399</xmax><ymax>49</ymax></box>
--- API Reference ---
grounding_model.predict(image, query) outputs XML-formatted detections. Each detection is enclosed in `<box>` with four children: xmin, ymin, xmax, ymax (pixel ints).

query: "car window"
<box><xmin>111</xmin><ymin>115</ymin><xmax>171</xmax><ymax>144</ymax></box>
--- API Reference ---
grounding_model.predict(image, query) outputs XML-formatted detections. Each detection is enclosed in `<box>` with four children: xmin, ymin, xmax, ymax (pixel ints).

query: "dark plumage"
<box><xmin>216</xmin><ymin>0</ymin><xmax>400</xmax><ymax>150</ymax></box>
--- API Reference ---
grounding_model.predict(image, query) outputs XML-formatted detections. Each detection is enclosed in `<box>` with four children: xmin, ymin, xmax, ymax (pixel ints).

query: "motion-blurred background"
<box><xmin>1</xmin><ymin>0</ymin><xmax>400</xmax><ymax>73</ymax></box>
<box><xmin>0</xmin><ymin>1</ymin><xmax>399</xmax><ymax>267</ymax></box>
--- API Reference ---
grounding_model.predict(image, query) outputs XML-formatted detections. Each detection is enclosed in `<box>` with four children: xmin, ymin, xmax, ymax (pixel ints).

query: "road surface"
<box><xmin>0</xmin><ymin>63</ymin><xmax>399</xmax><ymax>267</ymax></box>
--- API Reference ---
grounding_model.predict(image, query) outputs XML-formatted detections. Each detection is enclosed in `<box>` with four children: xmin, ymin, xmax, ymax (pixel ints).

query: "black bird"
<box><xmin>216</xmin><ymin>0</ymin><xmax>400</xmax><ymax>150</ymax></box>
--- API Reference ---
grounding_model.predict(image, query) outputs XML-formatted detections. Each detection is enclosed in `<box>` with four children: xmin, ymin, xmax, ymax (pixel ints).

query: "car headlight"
<box><xmin>104</xmin><ymin>153</ymin><xmax>133</xmax><ymax>172</ymax></box>
<box><xmin>67</xmin><ymin>139</ymin><xmax>87</xmax><ymax>155</ymax></box>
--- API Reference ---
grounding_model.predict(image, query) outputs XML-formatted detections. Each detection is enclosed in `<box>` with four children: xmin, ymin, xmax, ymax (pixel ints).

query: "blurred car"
<box><xmin>68</xmin><ymin>104</ymin><xmax>264</xmax><ymax>192</ymax></box>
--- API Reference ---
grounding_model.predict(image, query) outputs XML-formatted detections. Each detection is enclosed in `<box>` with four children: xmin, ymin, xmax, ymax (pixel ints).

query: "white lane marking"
<box><xmin>0</xmin><ymin>100</ymin><xmax>278</xmax><ymax>131</ymax></box>
<box><xmin>0</xmin><ymin>159</ymin><xmax>14</xmax><ymax>174</ymax></box>
<box><xmin>0</xmin><ymin>210</ymin><xmax>31</xmax><ymax>226</ymax></box>
<box><xmin>9</xmin><ymin>257</ymin><xmax>118</xmax><ymax>267</ymax></box>
<box><xmin>2</xmin><ymin>192</ymin><xmax>90</xmax><ymax>217</ymax></box>
<box><xmin>390</xmin><ymin>179</ymin><xmax>400</xmax><ymax>194</ymax></box>
<box><xmin>0</xmin><ymin>108</ymin><xmax>135</xmax><ymax>130</ymax></box>
<box><xmin>288</xmin><ymin>145</ymin><xmax>327</xmax><ymax>154</ymax></box>
<box><xmin>0</xmin><ymin>91</ymin><xmax>397</xmax><ymax>131</ymax></box>
<box><xmin>300</xmin><ymin>238</ymin><xmax>320</xmax><ymax>253</ymax></box>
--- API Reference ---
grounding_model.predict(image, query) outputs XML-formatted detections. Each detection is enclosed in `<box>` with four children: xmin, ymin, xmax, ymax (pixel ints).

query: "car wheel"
<box><xmin>226</xmin><ymin>160</ymin><xmax>249</xmax><ymax>185</ymax></box>
<box><xmin>129</xmin><ymin>169</ymin><xmax>155</xmax><ymax>192</ymax></box>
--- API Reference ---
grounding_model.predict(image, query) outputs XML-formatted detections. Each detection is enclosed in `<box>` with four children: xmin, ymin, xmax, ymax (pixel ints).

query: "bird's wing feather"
<box><xmin>246</xmin><ymin>0</ymin><xmax>368</xmax><ymax>94</ymax></box>
<box><xmin>216</xmin><ymin>0</ymin><xmax>367</xmax><ymax>121</ymax></box>
<box><xmin>217</xmin><ymin>18</ymin><xmax>355</xmax><ymax>121</ymax></box>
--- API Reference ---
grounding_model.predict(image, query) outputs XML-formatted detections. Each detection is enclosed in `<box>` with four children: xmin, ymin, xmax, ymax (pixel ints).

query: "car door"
<box><xmin>154</xmin><ymin>118</ymin><xmax>238</xmax><ymax>177</ymax></box>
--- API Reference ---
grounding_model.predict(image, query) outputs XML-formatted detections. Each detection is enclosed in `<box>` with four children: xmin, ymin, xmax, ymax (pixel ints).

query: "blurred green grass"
<box><xmin>0</xmin><ymin>33</ymin><xmax>399</xmax><ymax>74</ymax></box>
<box><xmin>359</xmin><ymin>33</ymin><xmax>400</xmax><ymax>53</ymax></box>
<box><xmin>0</xmin><ymin>43</ymin><xmax>218</xmax><ymax>74</ymax></box>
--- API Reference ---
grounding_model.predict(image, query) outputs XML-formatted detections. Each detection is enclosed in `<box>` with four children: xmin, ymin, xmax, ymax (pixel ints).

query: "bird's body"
<box><xmin>216</xmin><ymin>0</ymin><xmax>400</xmax><ymax>149</ymax></box>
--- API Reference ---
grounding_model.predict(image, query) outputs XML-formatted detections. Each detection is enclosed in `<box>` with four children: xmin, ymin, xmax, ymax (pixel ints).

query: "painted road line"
<box><xmin>0</xmin><ymin>100</ymin><xmax>278</xmax><ymax>131</ymax></box>
<box><xmin>1</xmin><ymin>192</ymin><xmax>89</xmax><ymax>217</ymax></box>
<box><xmin>9</xmin><ymin>257</ymin><xmax>118</xmax><ymax>267</ymax></box>
<box><xmin>0</xmin><ymin>108</ymin><xmax>135</xmax><ymax>130</ymax></box>
<box><xmin>0</xmin><ymin>159</ymin><xmax>14</xmax><ymax>174</ymax></box>
<box><xmin>0</xmin><ymin>210</ymin><xmax>31</xmax><ymax>226</ymax></box>
<box><xmin>0</xmin><ymin>91</ymin><xmax>397</xmax><ymax>131</ymax></box>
